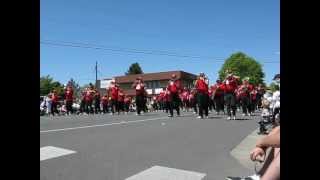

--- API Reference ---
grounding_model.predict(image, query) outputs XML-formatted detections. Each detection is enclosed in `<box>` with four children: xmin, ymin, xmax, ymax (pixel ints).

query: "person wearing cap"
<box><xmin>166</xmin><ymin>74</ymin><xmax>182</xmax><ymax>117</ymax></box>
<box><xmin>64</xmin><ymin>85</ymin><xmax>74</xmax><ymax>115</ymax></box>
<box><xmin>220</xmin><ymin>71</ymin><xmax>240</xmax><ymax>120</ymax></box>
<box><xmin>195</xmin><ymin>72</ymin><xmax>209</xmax><ymax>119</ymax></box>
<box><xmin>107</xmin><ymin>80</ymin><xmax>119</xmax><ymax>115</ymax></box>
<box><xmin>132</xmin><ymin>77</ymin><xmax>146</xmax><ymax>115</ymax></box>
<box><xmin>211</xmin><ymin>79</ymin><xmax>225</xmax><ymax>115</ymax></box>
<box><xmin>238</xmin><ymin>78</ymin><xmax>254</xmax><ymax>116</ymax></box>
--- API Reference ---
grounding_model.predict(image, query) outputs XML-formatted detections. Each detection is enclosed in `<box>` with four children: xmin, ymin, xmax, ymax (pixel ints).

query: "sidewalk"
<box><xmin>230</xmin><ymin>128</ymin><xmax>266</xmax><ymax>170</ymax></box>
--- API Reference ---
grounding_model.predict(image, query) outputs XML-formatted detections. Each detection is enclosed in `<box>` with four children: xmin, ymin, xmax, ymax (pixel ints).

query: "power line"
<box><xmin>40</xmin><ymin>40</ymin><xmax>279</xmax><ymax>64</ymax></box>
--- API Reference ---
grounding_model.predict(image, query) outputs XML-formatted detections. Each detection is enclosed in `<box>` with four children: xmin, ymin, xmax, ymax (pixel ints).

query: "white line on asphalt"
<box><xmin>125</xmin><ymin>165</ymin><xmax>206</xmax><ymax>180</ymax></box>
<box><xmin>40</xmin><ymin>146</ymin><xmax>76</xmax><ymax>161</ymax></box>
<box><xmin>40</xmin><ymin>114</ymin><xmax>194</xmax><ymax>134</ymax></box>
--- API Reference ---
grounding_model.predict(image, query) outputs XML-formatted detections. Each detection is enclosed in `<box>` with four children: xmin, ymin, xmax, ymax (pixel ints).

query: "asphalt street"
<box><xmin>40</xmin><ymin>111</ymin><xmax>260</xmax><ymax>180</ymax></box>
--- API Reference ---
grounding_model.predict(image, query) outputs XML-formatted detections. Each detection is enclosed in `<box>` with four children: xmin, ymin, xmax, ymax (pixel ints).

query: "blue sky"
<box><xmin>40</xmin><ymin>0</ymin><xmax>279</xmax><ymax>86</ymax></box>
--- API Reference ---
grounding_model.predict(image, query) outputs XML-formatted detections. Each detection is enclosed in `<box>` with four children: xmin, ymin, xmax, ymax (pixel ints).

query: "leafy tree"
<box><xmin>40</xmin><ymin>75</ymin><xmax>64</xmax><ymax>96</ymax></box>
<box><xmin>218</xmin><ymin>52</ymin><xmax>265</xmax><ymax>85</ymax></box>
<box><xmin>125</xmin><ymin>62</ymin><xmax>143</xmax><ymax>75</ymax></box>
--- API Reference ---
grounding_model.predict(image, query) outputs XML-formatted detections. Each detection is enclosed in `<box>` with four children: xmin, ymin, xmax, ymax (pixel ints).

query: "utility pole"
<box><xmin>95</xmin><ymin>61</ymin><xmax>98</xmax><ymax>88</ymax></box>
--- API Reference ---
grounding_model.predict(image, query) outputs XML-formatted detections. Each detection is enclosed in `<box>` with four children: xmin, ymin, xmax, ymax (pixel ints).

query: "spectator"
<box><xmin>226</xmin><ymin>126</ymin><xmax>280</xmax><ymax>180</ymax></box>
<box><xmin>45</xmin><ymin>94</ymin><xmax>52</xmax><ymax>116</ymax></box>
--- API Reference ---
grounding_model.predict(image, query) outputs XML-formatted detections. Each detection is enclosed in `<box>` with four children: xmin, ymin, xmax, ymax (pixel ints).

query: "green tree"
<box><xmin>269</xmin><ymin>82</ymin><xmax>280</xmax><ymax>92</ymax></box>
<box><xmin>218</xmin><ymin>52</ymin><xmax>265</xmax><ymax>85</ymax></box>
<box><xmin>125</xmin><ymin>62</ymin><xmax>143</xmax><ymax>75</ymax></box>
<box><xmin>40</xmin><ymin>75</ymin><xmax>64</xmax><ymax>96</ymax></box>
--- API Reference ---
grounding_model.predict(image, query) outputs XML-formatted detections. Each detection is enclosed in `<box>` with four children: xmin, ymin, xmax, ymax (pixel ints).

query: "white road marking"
<box><xmin>40</xmin><ymin>146</ymin><xmax>76</xmax><ymax>161</ymax></box>
<box><xmin>125</xmin><ymin>165</ymin><xmax>206</xmax><ymax>180</ymax></box>
<box><xmin>40</xmin><ymin>113</ymin><xmax>195</xmax><ymax>134</ymax></box>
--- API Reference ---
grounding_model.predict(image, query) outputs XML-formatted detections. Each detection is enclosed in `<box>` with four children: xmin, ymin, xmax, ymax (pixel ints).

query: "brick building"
<box><xmin>100</xmin><ymin>71</ymin><xmax>197</xmax><ymax>97</ymax></box>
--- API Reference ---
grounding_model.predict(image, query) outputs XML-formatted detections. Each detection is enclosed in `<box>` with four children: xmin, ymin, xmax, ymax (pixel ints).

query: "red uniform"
<box><xmin>237</xmin><ymin>84</ymin><xmax>254</xmax><ymax>98</ymax></box>
<box><xmin>108</xmin><ymin>85</ymin><xmax>119</xmax><ymax>100</ymax></box>
<box><xmin>101</xmin><ymin>96</ymin><xmax>109</xmax><ymax>105</ymax></box>
<box><xmin>124</xmin><ymin>96</ymin><xmax>131</xmax><ymax>104</ymax></box>
<box><xmin>181</xmin><ymin>90</ymin><xmax>189</xmax><ymax>102</ymax></box>
<box><xmin>133</xmin><ymin>82</ymin><xmax>145</xmax><ymax>96</ymax></box>
<box><xmin>195</xmin><ymin>79</ymin><xmax>208</xmax><ymax>94</ymax></box>
<box><xmin>210</xmin><ymin>83</ymin><xmax>224</xmax><ymax>97</ymax></box>
<box><xmin>167</xmin><ymin>80</ymin><xmax>182</xmax><ymax>94</ymax></box>
<box><xmin>85</xmin><ymin>90</ymin><xmax>94</xmax><ymax>102</ymax></box>
<box><xmin>65</xmin><ymin>88</ymin><xmax>73</xmax><ymax>101</ymax></box>
<box><xmin>118</xmin><ymin>92</ymin><xmax>125</xmax><ymax>102</ymax></box>
<box><xmin>52</xmin><ymin>93</ymin><xmax>59</xmax><ymax>103</ymax></box>
<box><xmin>221</xmin><ymin>77</ymin><xmax>238</xmax><ymax>93</ymax></box>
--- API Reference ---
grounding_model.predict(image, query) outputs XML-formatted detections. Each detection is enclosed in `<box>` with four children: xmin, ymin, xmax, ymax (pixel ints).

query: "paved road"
<box><xmin>40</xmin><ymin>111</ymin><xmax>260</xmax><ymax>180</ymax></box>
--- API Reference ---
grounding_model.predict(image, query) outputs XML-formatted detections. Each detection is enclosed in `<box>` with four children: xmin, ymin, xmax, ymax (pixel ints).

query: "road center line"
<box><xmin>40</xmin><ymin>114</ymin><xmax>195</xmax><ymax>134</ymax></box>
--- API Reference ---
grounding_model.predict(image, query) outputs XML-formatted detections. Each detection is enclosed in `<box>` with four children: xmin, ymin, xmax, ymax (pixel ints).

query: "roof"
<box><xmin>114</xmin><ymin>71</ymin><xmax>197</xmax><ymax>84</ymax></box>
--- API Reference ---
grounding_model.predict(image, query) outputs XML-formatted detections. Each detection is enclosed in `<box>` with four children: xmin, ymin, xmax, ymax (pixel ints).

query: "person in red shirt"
<box><xmin>195</xmin><ymin>73</ymin><xmax>209</xmax><ymax>119</ymax></box>
<box><xmin>132</xmin><ymin>77</ymin><xmax>146</xmax><ymax>115</ymax></box>
<box><xmin>221</xmin><ymin>71</ymin><xmax>240</xmax><ymax>120</ymax></box>
<box><xmin>64</xmin><ymin>85</ymin><xmax>74</xmax><ymax>115</ymax></box>
<box><xmin>118</xmin><ymin>89</ymin><xmax>125</xmax><ymax>115</ymax></box>
<box><xmin>107</xmin><ymin>80</ymin><xmax>119</xmax><ymax>115</ymax></box>
<box><xmin>101</xmin><ymin>94</ymin><xmax>109</xmax><ymax>114</ymax></box>
<box><xmin>211</xmin><ymin>79</ymin><xmax>225</xmax><ymax>115</ymax></box>
<box><xmin>167</xmin><ymin>74</ymin><xmax>182</xmax><ymax>117</ymax></box>
<box><xmin>84</xmin><ymin>84</ymin><xmax>95</xmax><ymax>115</ymax></box>
<box><xmin>238</xmin><ymin>78</ymin><xmax>254</xmax><ymax>116</ymax></box>
<box><xmin>51</xmin><ymin>89</ymin><xmax>59</xmax><ymax>116</ymax></box>
<box><xmin>181</xmin><ymin>87</ymin><xmax>190</xmax><ymax>112</ymax></box>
